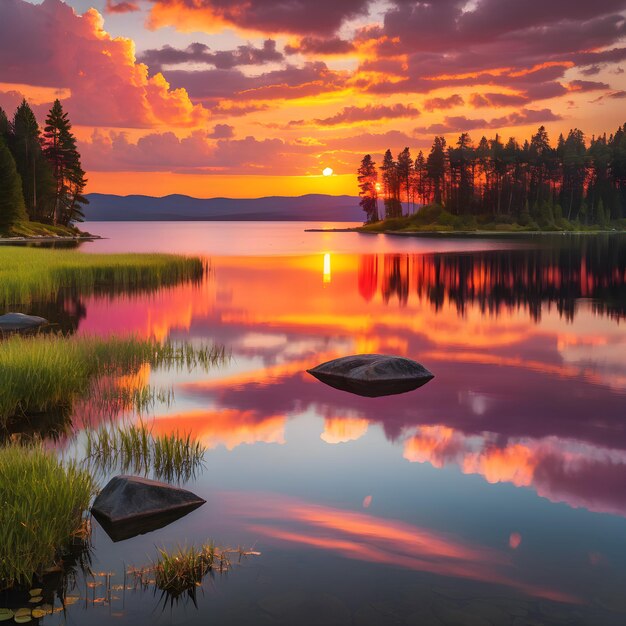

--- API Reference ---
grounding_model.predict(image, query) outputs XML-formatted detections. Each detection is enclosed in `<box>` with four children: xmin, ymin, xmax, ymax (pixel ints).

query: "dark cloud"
<box><xmin>285</xmin><ymin>36</ymin><xmax>355</xmax><ymax>55</ymax></box>
<box><xmin>208</xmin><ymin>123</ymin><xmax>234</xmax><ymax>138</ymax></box>
<box><xmin>568</xmin><ymin>79</ymin><xmax>611</xmax><ymax>92</ymax></box>
<box><xmin>105</xmin><ymin>0</ymin><xmax>139</xmax><ymax>13</ymax></box>
<box><xmin>139</xmin><ymin>40</ymin><xmax>283</xmax><ymax>71</ymax></box>
<box><xmin>415</xmin><ymin>108</ymin><xmax>562</xmax><ymax>135</ymax></box>
<box><xmin>148</xmin><ymin>0</ymin><xmax>372</xmax><ymax>35</ymax></box>
<box><xmin>163</xmin><ymin>62</ymin><xmax>347</xmax><ymax>103</ymax></box>
<box><xmin>291</xmin><ymin>103</ymin><xmax>421</xmax><ymax>127</ymax></box>
<box><xmin>353</xmin><ymin>0</ymin><xmax>626</xmax><ymax>105</ymax></box>
<box><xmin>469</xmin><ymin>93</ymin><xmax>529</xmax><ymax>108</ymax></box>
<box><xmin>423</xmin><ymin>94</ymin><xmax>464</xmax><ymax>111</ymax></box>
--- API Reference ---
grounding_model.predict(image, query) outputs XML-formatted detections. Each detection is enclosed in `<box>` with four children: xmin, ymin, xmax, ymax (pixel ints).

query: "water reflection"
<box><xmin>220</xmin><ymin>492</ymin><xmax>576</xmax><ymax>603</ymax></box>
<box><xmin>360</xmin><ymin>239</ymin><xmax>626</xmax><ymax>320</ymax></box>
<box><xmin>66</xmin><ymin>240</ymin><xmax>626</xmax><ymax>524</ymax></box>
<box><xmin>19</xmin><ymin>230</ymin><xmax>626</xmax><ymax>623</ymax></box>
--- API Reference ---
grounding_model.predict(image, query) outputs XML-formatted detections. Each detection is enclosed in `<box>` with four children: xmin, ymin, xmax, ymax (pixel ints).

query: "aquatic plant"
<box><xmin>0</xmin><ymin>246</ymin><xmax>205</xmax><ymax>307</ymax></box>
<box><xmin>84</xmin><ymin>423</ymin><xmax>206</xmax><ymax>482</ymax></box>
<box><xmin>128</xmin><ymin>544</ymin><xmax>259</xmax><ymax>608</ymax></box>
<box><xmin>0</xmin><ymin>334</ymin><xmax>227</xmax><ymax>427</ymax></box>
<box><xmin>0</xmin><ymin>444</ymin><xmax>95</xmax><ymax>588</ymax></box>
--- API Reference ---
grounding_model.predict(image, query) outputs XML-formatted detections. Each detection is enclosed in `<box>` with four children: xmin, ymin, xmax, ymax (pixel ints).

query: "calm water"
<box><xmin>23</xmin><ymin>223</ymin><xmax>626</xmax><ymax>624</ymax></box>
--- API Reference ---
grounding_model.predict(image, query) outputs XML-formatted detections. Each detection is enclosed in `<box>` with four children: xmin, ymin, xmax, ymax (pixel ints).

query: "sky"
<box><xmin>1</xmin><ymin>0</ymin><xmax>626</xmax><ymax>197</ymax></box>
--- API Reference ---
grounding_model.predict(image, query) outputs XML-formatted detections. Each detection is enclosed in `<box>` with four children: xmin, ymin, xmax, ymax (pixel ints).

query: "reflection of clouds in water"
<box><xmin>403</xmin><ymin>428</ymin><xmax>626</xmax><ymax>517</ymax></box>
<box><xmin>151</xmin><ymin>409</ymin><xmax>287</xmax><ymax>450</ymax></box>
<box><xmin>220</xmin><ymin>491</ymin><xmax>576</xmax><ymax>604</ymax></box>
<box><xmin>75</xmin><ymin>249</ymin><xmax>626</xmax><ymax>522</ymax></box>
<box><xmin>509</xmin><ymin>532</ymin><xmax>522</xmax><ymax>549</ymax></box>
<box><xmin>320</xmin><ymin>417</ymin><xmax>369</xmax><ymax>444</ymax></box>
<box><xmin>458</xmin><ymin>390</ymin><xmax>494</xmax><ymax>416</ymax></box>
<box><xmin>557</xmin><ymin>330</ymin><xmax>626</xmax><ymax>393</ymax></box>
<box><xmin>239</xmin><ymin>332</ymin><xmax>288</xmax><ymax>349</ymax></box>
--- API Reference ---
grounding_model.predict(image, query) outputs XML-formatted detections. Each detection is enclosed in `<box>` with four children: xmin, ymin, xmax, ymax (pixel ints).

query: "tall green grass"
<box><xmin>0</xmin><ymin>334</ymin><xmax>226</xmax><ymax>426</ymax></box>
<box><xmin>0</xmin><ymin>246</ymin><xmax>205</xmax><ymax>307</ymax></box>
<box><xmin>84</xmin><ymin>423</ymin><xmax>206</xmax><ymax>482</ymax></box>
<box><xmin>0</xmin><ymin>444</ymin><xmax>95</xmax><ymax>588</ymax></box>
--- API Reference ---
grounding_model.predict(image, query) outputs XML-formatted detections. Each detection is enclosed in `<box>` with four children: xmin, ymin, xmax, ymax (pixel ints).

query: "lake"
<box><xmin>17</xmin><ymin>223</ymin><xmax>626</xmax><ymax>625</ymax></box>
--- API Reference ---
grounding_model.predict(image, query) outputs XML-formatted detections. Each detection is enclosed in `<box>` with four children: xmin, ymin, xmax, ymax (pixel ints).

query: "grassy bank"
<box><xmin>0</xmin><ymin>246</ymin><xmax>205</xmax><ymax>307</ymax></box>
<box><xmin>0</xmin><ymin>221</ymin><xmax>87</xmax><ymax>240</ymax></box>
<box><xmin>0</xmin><ymin>444</ymin><xmax>95</xmax><ymax>588</ymax></box>
<box><xmin>0</xmin><ymin>334</ymin><xmax>225</xmax><ymax>427</ymax></box>
<box><xmin>359</xmin><ymin>204</ymin><xmax>626</xmax><ymax>234</ymax></box>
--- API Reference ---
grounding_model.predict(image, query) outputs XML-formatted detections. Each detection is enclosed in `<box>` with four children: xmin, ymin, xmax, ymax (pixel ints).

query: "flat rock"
<box><xmin>0</xmin><ymin>312</ymin><xmax>48</xmax><ymax>332</ymax></box>
<box><xmin>307</xmin><ymin>354</ymin><xmax>434</xmax><ymax>397</ymax></box>
<box><xmin>91</xmin><ymin>475</ymin><xmax>205</xmax><ymax>542</ymax></box>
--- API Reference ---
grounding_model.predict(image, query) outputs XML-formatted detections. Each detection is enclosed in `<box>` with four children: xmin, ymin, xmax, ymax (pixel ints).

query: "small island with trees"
<box><xmin>357</xmin><ymin>124</ymin><xmax>626</xmax><ymax>234</ymax></box>
<box><xmin>0</xmin><ymin>99</ymin><xmax>91</xmax><ymax>240</ymax></box>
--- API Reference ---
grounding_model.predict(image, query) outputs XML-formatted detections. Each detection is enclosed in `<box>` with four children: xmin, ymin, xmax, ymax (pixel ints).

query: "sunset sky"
<box><xmin>1</xmin><ymin>0</ymin><xmax>626</xmax><ymax>197</ymax></box>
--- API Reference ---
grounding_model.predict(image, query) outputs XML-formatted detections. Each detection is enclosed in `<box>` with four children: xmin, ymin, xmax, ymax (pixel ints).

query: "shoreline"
<box><xmin>305</xmin><ymin>227</ymin><xmax>625</xmax><ymax>237</ymax></box>
<box><xmin>0</xmin><ymin>235</ymin><xmax>103</xmax><ymax>245</ymax></box>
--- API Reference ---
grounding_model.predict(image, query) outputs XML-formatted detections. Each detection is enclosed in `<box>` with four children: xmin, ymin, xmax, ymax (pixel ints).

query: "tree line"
<box><xmin>357</xmin><ymin>123</ymin><xmax>626</xmax><ymax>228</ymax></box>
<box><xmin>0</xmin><ymin>99</ymin><xmax>87</xmax><ymax>232</ymax></box>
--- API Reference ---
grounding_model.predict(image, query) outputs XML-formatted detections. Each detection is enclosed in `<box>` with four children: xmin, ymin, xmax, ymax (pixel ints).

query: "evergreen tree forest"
<box><xmin>0</xmin><ymin>99</ymin><xmax>87</xmax><ymax>233</ymax></box>
<box><xmin>357</xmin><ymin>124</ymin><xmax>626</xmax><ymax>229</ymax></box>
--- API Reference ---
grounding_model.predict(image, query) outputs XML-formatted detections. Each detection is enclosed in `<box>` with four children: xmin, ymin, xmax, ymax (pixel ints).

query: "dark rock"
<box><xmin>91</xmin><ymin>475</ymin><xmax>205</xmax><ymax>542</ymax></box>
<box><xmin>307</xmin><ymin>354</ymin><xmax>434</xmax><ymax>397</ymax></box>
<box><xmin>0</xmin><ymin>312</ymin><xmax>48</xmax><ymax>332</ymax></box>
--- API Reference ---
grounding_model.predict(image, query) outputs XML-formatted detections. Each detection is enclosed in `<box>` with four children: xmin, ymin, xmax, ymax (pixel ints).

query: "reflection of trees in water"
<box><xmin>358</xmin><ymin>237</ymin><xmax>626</xmax><ymax>321</ymax></box>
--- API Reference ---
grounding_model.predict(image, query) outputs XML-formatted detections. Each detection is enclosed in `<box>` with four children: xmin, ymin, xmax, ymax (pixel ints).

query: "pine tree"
<box><xmin>42</xmin><ymin>100</ymin><xmax>88</xmax><ymax>225</ymax></box>
<box><xmin>0</xmin><ymin>107</ymin><xmax>8</xmax><ymax>142</ymax></box>
<box><xmin>357</xmin><ymin>154</ymin><xmax>379</xmax><ymax>223</ymax></box>
<box><xmin>396</xmin><ymin>147</ymin><xmax>413</xmax><ymax>215</ymax></box>
<box><xmin>380</xmin><ymin>149</ymin><xmax>401</xmax><ymax>218</ymax></box>
<box><xmin>413</xmin><ymin>151</ymin><xmax>427</xmax><ymax>206</ymax></box>
<box><xmin>426</xmin><ymin>136</ymin><xmax>447</xmax><ymax>206</ymax></box>
<box><xmin>11</xmin><ymin>99</ymin><xmax>53</xmax><ymax>221</ymax></box>
<box><xmin>0</xmin><ymin>137</ymin><xmax>27</xmax><ymax>232</ymax></box>
<box><xmin>596</xmin><ymin>198</ymin><xmax>607</xmax><ymax>227</ymax></box>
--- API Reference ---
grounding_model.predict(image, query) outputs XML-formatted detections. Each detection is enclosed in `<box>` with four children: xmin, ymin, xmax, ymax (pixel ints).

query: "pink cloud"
<box><xmin>81</xmin><ymin>129</ymin><xmax>318</xmax><ymax>174</ymax></box>
<box><xmin>0</xmin><ymin>0</ymin><xmax>207</xmax><ymax>128</ymax></box>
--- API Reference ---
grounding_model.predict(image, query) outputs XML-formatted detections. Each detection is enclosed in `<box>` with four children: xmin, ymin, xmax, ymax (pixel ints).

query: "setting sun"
<box><xmin>322</xmin><ymin>167</ymin><xmax>334</xmax><ymax>177</ymax></box>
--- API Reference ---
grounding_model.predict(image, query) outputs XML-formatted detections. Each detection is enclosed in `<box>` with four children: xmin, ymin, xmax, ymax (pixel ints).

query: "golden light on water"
<box><xmin>323</xmin><ymin>253</ymin><xmax>331</xmax><ymax>283</ymax></box>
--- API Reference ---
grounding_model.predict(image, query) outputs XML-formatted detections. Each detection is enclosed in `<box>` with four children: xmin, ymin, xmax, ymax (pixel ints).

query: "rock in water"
<box><xmin>307</xmin><ymin>354</ymin><xmax>434</xmax><ymax>397</ymax></box>
<box><xmin>0</xmin><ymin>312</ymin><xmax>47</xmax><ymax>332</ymax></box>
<box><xmin>91</xmin><ymin>475</ymin><xmax>205</xmax><ymax>542</ymax></box>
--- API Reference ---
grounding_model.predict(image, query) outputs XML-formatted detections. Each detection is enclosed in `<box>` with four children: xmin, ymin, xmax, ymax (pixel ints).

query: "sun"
<box><xmin>322</xmin><ymin>167</ymin><xmax>333</xmax><ymax>177</ymax></box>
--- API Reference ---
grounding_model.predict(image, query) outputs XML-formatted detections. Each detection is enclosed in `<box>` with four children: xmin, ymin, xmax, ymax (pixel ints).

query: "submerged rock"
<box><xmin>0</xmin><ymin>312</ymin><xmax>48</xmax><ymax>332</ymax></box>
<box><xmin>307</xmin><ymin>354</ymin><xmax>434</xmax><ymax>397</ymax></box>
<box><xmin>91</xmin><ymin>475</ymin><xmax>205</xmax><ymax>542</ymax></box>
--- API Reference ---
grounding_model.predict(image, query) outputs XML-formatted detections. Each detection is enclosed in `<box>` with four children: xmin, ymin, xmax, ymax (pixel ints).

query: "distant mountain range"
<box><xmin>84</xmin><ymin>193</ymin><xmax>363</xmax><ymax>221</ymax></box>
